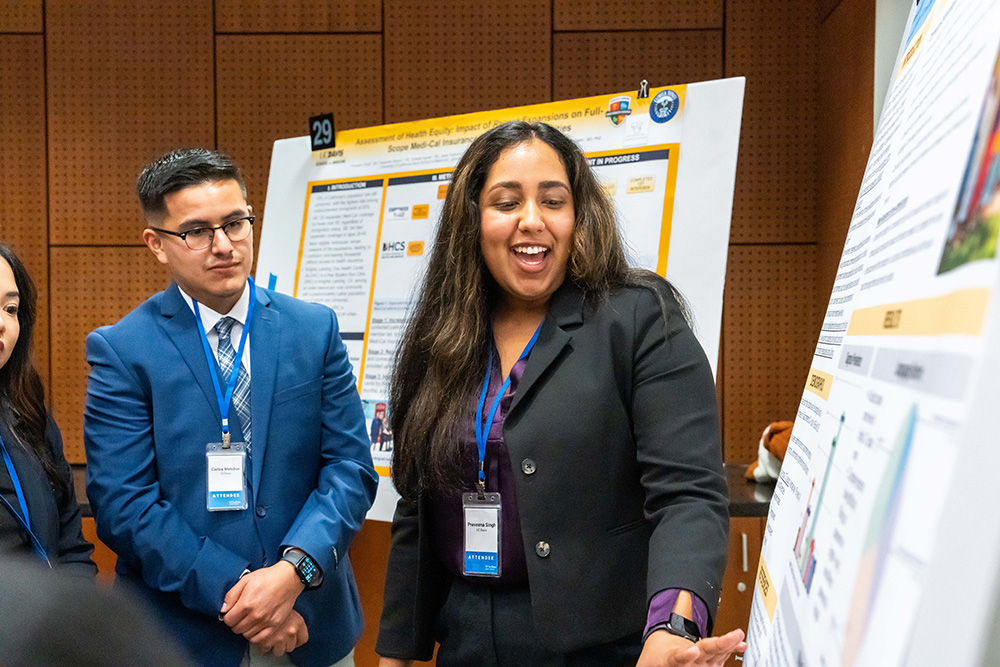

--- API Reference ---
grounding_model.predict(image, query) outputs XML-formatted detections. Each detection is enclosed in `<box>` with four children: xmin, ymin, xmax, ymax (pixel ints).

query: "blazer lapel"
<box><xmin>248</xmin><ymin>285</ymin><xmax>279</xmax><ymax>493</ymax></box>
<box><xmin>509</xmin><ymin>282</ymin><xmax>585</xmax><ymax>416</ymax></box>
<box><xmin>159</xmin><ymin>283</ymin><xmax>220</xmax><ymax>417</ymax></box>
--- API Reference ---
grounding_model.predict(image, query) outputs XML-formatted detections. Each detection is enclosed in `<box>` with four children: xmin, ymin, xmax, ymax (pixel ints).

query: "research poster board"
<box><xmin>257</xmin><ymin>79</ymin><xmax>745</xmax><ymax>520</ymax></box>
<box><xmin>746</xmin><ymin>1</ymin><xmax>1000</xmax><ymax>665</ymax></box>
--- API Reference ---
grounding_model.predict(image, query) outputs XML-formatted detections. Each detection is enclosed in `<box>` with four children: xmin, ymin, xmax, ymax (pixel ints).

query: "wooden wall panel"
<box><xmin>0</xmin><ymin>0</ymin><xmax>42</xmax><ymax>32</ymax></box>
<box><xmin>819</xmin><ymin>0</ymin><xmax>845</xmax><ymax>23</ymax></box>
<box><xmin>0</xmin><ymin>36</ymin><xmax>49</xmax><ymax>382</ymax></box>
<box><xmin>49</xmin><ymin>248</ymin><xmax>170</xmax><ymax>463</ymax></box>
<box><xmin>350</xmin><ymin>521</ymin><xmax>407</xmax><ymax>667</ymax></box>
<box><xmin>216</xmin><ymin>34</ymin><xmax>382</xmax><ymax>253</ymax></box>
<box><xmin>384</xmin><ymin>0</ymin><xmax>551</xmax><ymax>124</ymax></box>
<box><xmin>553</xmin><ymin>30</ymin><xmax>723</xmax><ymax>100</ymax></box>
<box><xmin>215</xmin><ymin>0</ymin><xmax>380</xmax><ymax>33</ymax></box>
<box><xmin>554</xmin><ymin>0</ymin><xmax>722</xmax><ymax>31</ymax></box>
<box><xmin>81</xmin><ymin>517</ymin><xmax>117</xmax><ymax>581</ymax></box>
<box><xmin>722</xmin><ymin>245</ymin><xmax>819</xmax><ymax>462</ymax></box>
<box><xmin>817</xmin><ymin>0</ymin><xmax>874</xmax><ymax>300</ymax></box>
<box><xmin>46</xmin><ymin>1</ymin><xmax>214</xmax><ymax>246</ymax></box>
<box><xmin>725</xmin><ymin>0</ymin><xmax>818</xmax><ymax>244</ymax></box>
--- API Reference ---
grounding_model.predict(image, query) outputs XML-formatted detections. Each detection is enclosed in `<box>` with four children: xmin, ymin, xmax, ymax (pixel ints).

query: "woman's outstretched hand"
<box><xmin>637</xmin><ymin>627</ymin><xmax>747</xmax><ymax>667</ymax></box>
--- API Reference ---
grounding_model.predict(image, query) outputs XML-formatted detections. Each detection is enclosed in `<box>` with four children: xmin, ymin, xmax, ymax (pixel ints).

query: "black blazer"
<box><xmin>377</xmin><ymin>278</ymin><xmax>728</xmax><ymax>658</ymax></box>
<box><xmin>0</xmin><ymin>416</ymin><xmax>96</xmax><ymax>573</ymax></box>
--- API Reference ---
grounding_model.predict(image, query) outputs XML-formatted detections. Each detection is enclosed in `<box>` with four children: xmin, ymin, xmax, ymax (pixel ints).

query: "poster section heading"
<box><xmin>308</xmin><ymin>86</ymin><xmax>687</xmax><ymax>171</ymax></box>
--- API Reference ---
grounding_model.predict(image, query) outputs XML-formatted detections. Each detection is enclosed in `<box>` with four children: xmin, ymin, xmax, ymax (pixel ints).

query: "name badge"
<box><xmin>463</xmin><ymin>491</ymin><xmax>501</xmax><ymax>577</ymax></box>
<box><xmin>206</xmin><ymin>442</ymin><xmax>248</xmax><ymax>511</ymax></box>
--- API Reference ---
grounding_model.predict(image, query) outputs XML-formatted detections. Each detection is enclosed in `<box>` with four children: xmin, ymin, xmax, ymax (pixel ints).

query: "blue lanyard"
<box><xmin>0</xmin><ymin>434</ymin><xmax>49</xmax><ymax>564</ymax></box>
<box><xmin>191</xmin><ymin>277</ymin><xmax>255</xmax><ymax>445</ymax></box>
<box><xmin>474</xmin><ymin>323</ymin><xmax>542</xmax><ymax>490</ymax></box>
<box><xmin>1</xmin><ymin>435</ymin><xmax>31</xmax><ymax>531</ymax></box>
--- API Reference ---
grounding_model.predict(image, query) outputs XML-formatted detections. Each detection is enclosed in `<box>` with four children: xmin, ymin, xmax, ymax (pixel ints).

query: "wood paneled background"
<box><xmin>0</xmin><ymin>0</ymin><xmax>874</xmax><ymax>664</ymax></box>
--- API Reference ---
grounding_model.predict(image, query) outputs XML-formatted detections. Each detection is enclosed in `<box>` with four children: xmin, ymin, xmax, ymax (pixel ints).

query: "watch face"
<box><xmin>298</xmin><ymin>556</ymin><xmax>318</xmax><ymax>584</ymax></box>
<box><xmin>668</xmin><ymin>613</ymin><xmax>700</xmax><ymax>641</ymax></box>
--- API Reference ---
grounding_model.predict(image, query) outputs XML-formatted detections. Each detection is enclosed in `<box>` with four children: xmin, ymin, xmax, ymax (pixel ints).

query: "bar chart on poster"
<box><xmin>746</xmin><ymin>1</ymin><xmax>1000</xmax><ymax>665</ymax></box>
<box><xmin>257</xmin><ymin>80</ymin><xmax>745</xmax><ymax>520</ymax></box>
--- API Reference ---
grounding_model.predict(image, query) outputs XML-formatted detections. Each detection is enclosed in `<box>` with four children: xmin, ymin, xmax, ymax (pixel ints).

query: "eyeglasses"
<box><xmin>150</xmin><ymin>216</ymin><xmax>255</xmax><ymax>250</ymax></box>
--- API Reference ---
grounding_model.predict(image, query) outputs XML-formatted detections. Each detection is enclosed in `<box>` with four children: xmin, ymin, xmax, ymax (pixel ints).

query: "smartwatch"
<box><xmin>280</xmin><ymin>550</ymin><xmax>321</xmax><ymax>590</ymax></box>
<box><xmin>665</xmin><ymin>612</ymin><xmax>701</xmax><ymax>642</ymax></box>
<box><xmin>648</xmin><ymin>612</ymin><xmax>702</xmax><ymax>643</ymax></box>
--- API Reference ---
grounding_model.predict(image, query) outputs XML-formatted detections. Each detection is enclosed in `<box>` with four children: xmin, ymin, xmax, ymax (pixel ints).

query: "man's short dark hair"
<box><xmin>136</xmin><ymin>148</ymin><xmax>247</xmax><ymax>221</ymax></box>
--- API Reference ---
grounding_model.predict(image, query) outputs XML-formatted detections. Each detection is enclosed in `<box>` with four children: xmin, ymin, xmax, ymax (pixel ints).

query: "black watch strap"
<box><xmin>280</xmin><ymin>550</ymin><xmax>321</xmax><ymax>589</ymax></box>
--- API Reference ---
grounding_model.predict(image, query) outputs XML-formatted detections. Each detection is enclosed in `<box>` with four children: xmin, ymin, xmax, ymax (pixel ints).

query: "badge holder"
<box><xmin>463</xmin><ymin>490</ymin><xmax>502</xmax><ymax>577</ymax></box>
<box><xmin>206</xmin><ymin>441</ymin><xmax>248</xmax><ymax>511</ymax></box>
<box><xmin>193</xmin><ymin>277</ymin><xmax>255</xmax><ymax>514</ymax></box>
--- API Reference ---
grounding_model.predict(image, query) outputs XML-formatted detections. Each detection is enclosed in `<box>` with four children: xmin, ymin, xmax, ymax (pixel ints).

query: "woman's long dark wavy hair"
<box><xmin>0</xmin><ymin>243</ymin><xmax>65</xmax><ymax>493</ymax></box>
<box><xmin>389</xmin><ymin>121</ymin><xmax>649</xmax><ymax>500</ymax></box>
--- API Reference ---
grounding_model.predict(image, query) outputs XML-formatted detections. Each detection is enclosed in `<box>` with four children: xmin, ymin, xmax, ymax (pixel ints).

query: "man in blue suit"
<box><xmin>84</xmin><ymin>149</ymin><xmax>378</xmax><ymax>667</ymax></box>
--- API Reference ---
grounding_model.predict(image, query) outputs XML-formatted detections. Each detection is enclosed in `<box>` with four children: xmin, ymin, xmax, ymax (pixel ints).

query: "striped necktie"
<box><xmin>215</xmin><ymin>316</ymin><xmax>251</xmax><ymax>452</ymax></box>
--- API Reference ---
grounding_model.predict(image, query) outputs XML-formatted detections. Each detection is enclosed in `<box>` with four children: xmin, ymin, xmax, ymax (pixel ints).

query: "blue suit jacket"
<box><xmin>84</xmin><ymin>282</ymin><xmax>378</xmax><ymax>667</ymax></box>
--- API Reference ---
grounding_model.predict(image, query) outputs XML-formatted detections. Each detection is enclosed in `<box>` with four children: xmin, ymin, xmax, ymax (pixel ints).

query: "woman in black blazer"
<box><xmin>0</xmin><ymin>242</ymin><xmax>95</xmax><ymax>572</ymax></box>
<box><xmin>376</xmin><ymin>122</ymin><xmax>745</xmax><ymax>667</ymax></box>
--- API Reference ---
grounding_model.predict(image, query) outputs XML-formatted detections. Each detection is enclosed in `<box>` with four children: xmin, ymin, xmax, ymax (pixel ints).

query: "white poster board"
<box><xmin>257</xmin><ymin>79</ymin><xmax>745</xmax><ymax>520</ymax></box>
<box><xmin>746</xmin><ymin>1</ymin><xmax>1000</xmax><ymax>665</ymax></box>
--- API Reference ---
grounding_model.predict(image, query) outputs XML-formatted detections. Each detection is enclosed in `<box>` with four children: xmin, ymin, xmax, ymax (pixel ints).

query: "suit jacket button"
<box><xmin>255</xmin><ymin>507</ymin><xmax>266</xmax><ymax>517</ymax></box>
<box><xmin>535</xmin><ymin>541</ymin><xmax>550</xmax><ymax>558</ymax></box>
<box><xmin>521</xmin><ymin>458</ymin><xmax>536</xmax><ymax>475</ymax></box>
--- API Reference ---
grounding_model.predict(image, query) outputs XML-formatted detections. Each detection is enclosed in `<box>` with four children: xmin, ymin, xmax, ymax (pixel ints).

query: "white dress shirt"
<box><xmin>178</xmin><ymin>282</ymin><xmax>252</xmax><ymax>376</ymax></box>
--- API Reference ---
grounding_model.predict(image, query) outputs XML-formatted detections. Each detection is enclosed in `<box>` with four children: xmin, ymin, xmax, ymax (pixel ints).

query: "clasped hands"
<box><xmin>221</xmin><ymin>558</ymin><xmax>308</xmax><ymax>657</ymax></box>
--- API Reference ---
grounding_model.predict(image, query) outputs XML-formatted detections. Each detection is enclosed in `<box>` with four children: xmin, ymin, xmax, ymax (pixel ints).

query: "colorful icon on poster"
<box><xmin>606</xmin><ymin>96</ymin><xmax>633</xmax><ymax>126</ymax></box>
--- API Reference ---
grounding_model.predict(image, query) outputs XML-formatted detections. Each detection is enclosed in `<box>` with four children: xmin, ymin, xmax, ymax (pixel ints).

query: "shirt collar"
<box><xmin>178</xmin><ymin>282</ymin><xmax>251</xmax><ymax>333</ymax></box>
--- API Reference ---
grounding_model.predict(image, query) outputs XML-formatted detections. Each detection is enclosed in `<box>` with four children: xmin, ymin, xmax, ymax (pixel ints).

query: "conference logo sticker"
<box><xmin>381</xmin><ymin>239</ymin><xmax>426</xmax><ymax>258</ymax></box>
<box><xmin>606</xmin><ymin>96</ymin><xmax>632</xmax><ymax>126</ymax></box>
<box><xmin>381</xmin><ymin>240</ymin><xmax>407</xmax><ymax>258</ymax></box>
<box><xmin>650</xmin><ymin>89</ymin><xmax>680</xmax><ymax>124</ymax></box>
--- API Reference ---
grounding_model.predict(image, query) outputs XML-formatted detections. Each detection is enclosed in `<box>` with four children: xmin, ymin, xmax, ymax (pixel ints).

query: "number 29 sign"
<box><xmin>309</xmin><ymin>113</ymin><xmax>336</xmax><ymax>151</ymax></box>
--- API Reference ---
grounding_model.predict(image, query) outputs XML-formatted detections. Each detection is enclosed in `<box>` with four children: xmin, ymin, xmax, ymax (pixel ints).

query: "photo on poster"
<box><xmin>939</xmin><ymin>51</ymin><xmax>1000</xmax><ymax>274</ymax></box>
<box><xmin>363</xmin><ymin>399</ymin><xmax>393</xmax><ymax>454</ymax></box>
